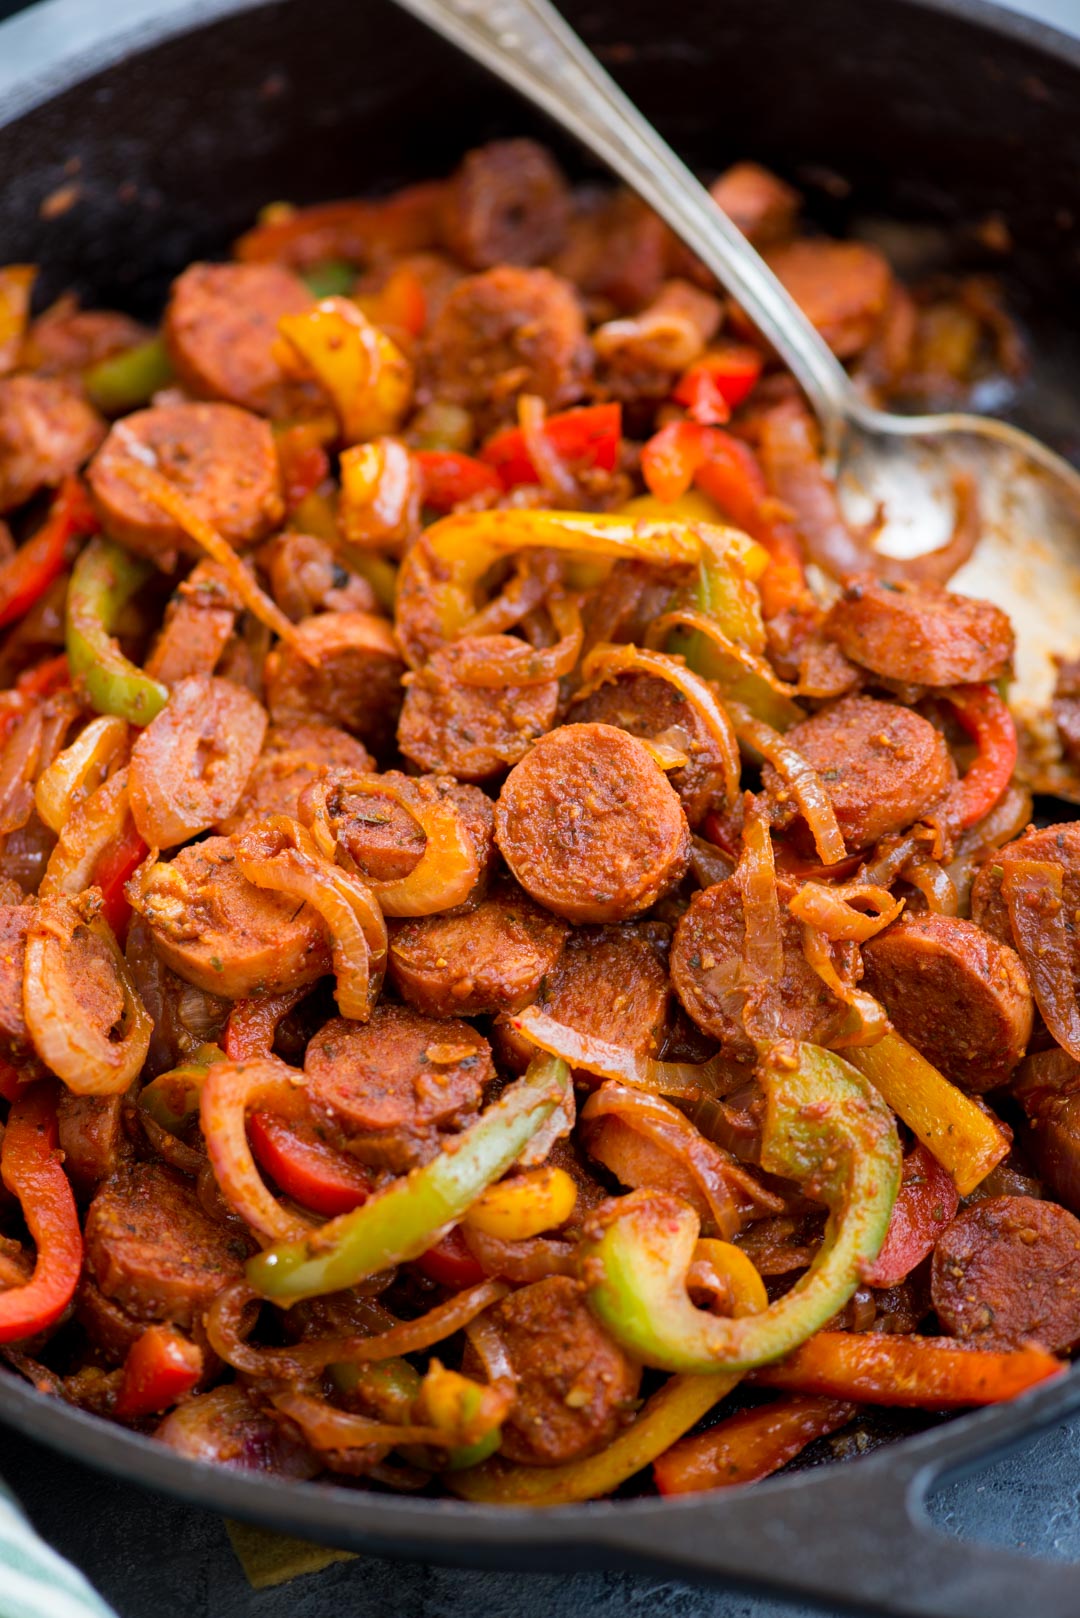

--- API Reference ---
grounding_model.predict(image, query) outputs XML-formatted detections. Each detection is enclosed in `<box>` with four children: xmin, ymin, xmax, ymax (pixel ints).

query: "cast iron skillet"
<box><xmin>2</xmin><ymin>1</ymin><xmax>1080</xmax><ymax>1612</ymax></box>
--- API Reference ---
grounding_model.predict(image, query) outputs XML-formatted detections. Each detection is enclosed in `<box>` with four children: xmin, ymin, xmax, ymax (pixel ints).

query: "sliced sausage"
<box><xmin>397</xmin><ymin>638</ymin><xmax>559</xmax><ymax>782</ymax></box>
<box><xmin>88</xmin><ymin>401</ymin><xmax>283</xmax><ymax>566</ymax></box>
<box><xmin>421</xmin><ymin>266</ymin><xmax>590</xmax><ymax>432</ymax></box>
<box><xmin>264</xmin><ymin>611</ymin><xmax>404</xmax><ymax>756</ymax></box>
<box><xmin>463</xmin><ymin>1276</ymin><xmax>641</xmax><ymax>1466</ymax></box>
<box><xmin>1052</xmin><ymin>656</ymin><xmax>1080</xmax><ymax>769</ymax></box>
<box><xmin>21</xmin><ymin>303</ymin><xmax>148</xmax><ymax>376</ymax></box>
<box><xmin>670</xmin><ymin>875</ymin><xmax>854</xmax><ymax>1062</ymax></box>
<box><xmin>216</xmin><ymin>722</ymin><xmax>374</xmax><ymax>835</ymax></box>
<box><xmin>317</xmin><ymin>768</ymin><xmax>495</xmax><ymax>891</ymax></box>
<box><xmin>442</xmin><ymin>139</ymin><xmax>571</xmax><ymax>269</ymax></box>
<box><xmin>129</xmin><ymin>675</ymin><xmax>267</xmax><ymax>848</ymax></box>
<box><xmin>0</xmin><ymin>375</ymin><xmax>105</xmax><ymax>512</ymax></box>
<box><xmin>570</xmin><ymin>668</ymin><xmax>730</xmax><ymax>826</ymax></box>
<box><xmin>762</xmin><ymin>239</ymin><xmax>893</xmax><ymax>358</ymax></box>
<box><xmin>132</xmin><ymin>834</ymin><xmax>331</xmax><ymax>998</ymax></box>
<box><xmin>0</xmin><ymin>902</ymin><xmax>32</xmax><ymax>1059</ymax></box>
<box><xmin>931</xmin><ymin>1195</ymin><xmax>1080</xmax><ymax>1352</ymax></box>
<box><xmin>1014</xmin><ymin>1051</ymin><xmax>1080</xmax><ymax>1215</ymax></box>
<box><xmin>85</xmin><ymin>1161</ymin><xmax>251</xmax><ymax>1328</ymax></box>
<box><xmin>862</xmin><ymin>914</ymin><xmax>1032</xmax><ymax>1091</ymax></box>
<box><xmin>971</xmin><ymin>821</ymin><xmax>1080</xmax><ymax>949</ymax></box>
<box><xmin>709</xmin><ymin>163</ymin><xmax>801</xmax><ymax>248</ymax></box>
<box><xmin>825</xmin><ymin>575</ymin><xmax>1014</xmax><ymax>687</ymax></box>
<box><xmin>495</xmin><ymin>723</ymin><xmax>691</xmax><ymax>924</ymax></box>
<box><xmin>57</xmin><ymin>1093</ymin><xmax>128</xmax><ymax>1199</ymax></box>
<box><xmin>164</xmin><ymin>261</ymin><xmax>313</xmax><ymax>416</ymax></box>
<box><xmin>144</xmin><ymin>561</ymin><xmax>243</xmax><ymax>686</ymax></box>
<box><xmin>763</xmin><ymin>694</ymin><xmax>956</xmax><ymax>853</ymax></box>
<box><xmin>157</xmin><ymin>1384</ymin><xmax>319</xmax><ymax>1476</ymax></box>
<box><xmin>304</xmin><ymin>1004</ymin><xmax>490</xmax><ymax>1172</ymax></box>
<box><xmin>388</xmin><ymin>882</ymin><xmax>569</xmax><ymax>1018</ymax></box>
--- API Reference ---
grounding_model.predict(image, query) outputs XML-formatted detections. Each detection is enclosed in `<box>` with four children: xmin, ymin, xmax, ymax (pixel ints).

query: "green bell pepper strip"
<box><xmin>581</xmin><ymin>1042</ymin><xmax>901</xmax><ymax>1374</ymax></box>
<box><xmin>247</xmin><ymin>1053</ymin><xmax>571</xmax><ymax>1302</ymax></box>
<box><xmin>302</xmin><ymin>260</ymin><xmax>356</xmax><ymax>299</ymax></box>
<box><xmin>66</xmin><ymin>536</ymin><xmax>169</xmax><ymax>724</ymax></box>
<box><xmin>138</xmin><ymin>1044</ymin><xmax>224</xmax><ymax>1135</ymax></box>
<box><xmin>331</xmin><ymin>1354</ymin><xmax>502</xmax><ymax>1470</ymax></box>
<box><xmin>671</xmin><ymin>552</ymin><xmax>802</xmax><ymax>733</ymax></box>
<box><xmin>84</xmin><ymin>337</ymin><xmax>174</xmax><ymax>415</ymax></box>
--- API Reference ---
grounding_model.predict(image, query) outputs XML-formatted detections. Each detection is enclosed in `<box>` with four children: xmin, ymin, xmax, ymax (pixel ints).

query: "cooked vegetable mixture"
<box><xmin>0</xmin><ymin>141</ymin><xmax>1076</xmax><ymax>1503</ymax></box>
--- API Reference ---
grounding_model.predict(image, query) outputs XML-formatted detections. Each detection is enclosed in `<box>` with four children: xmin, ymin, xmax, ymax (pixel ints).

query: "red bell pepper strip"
<box><xmin>15</xmin><ymin>654</ymin><xmax>71</xmax><ymax>700</ymax></box>
<box><xmin>0</xmin><ymin>1058</ymin><xmax>22</xmax><ymax>1102</ymax></box>
<box><xmin>0</xmin><ymin>476</ymin><xmax>99</xmax><ymax>632</ymax></box>
<box><xmin>224</xmin><ymin>989</ymin><xmax>309</xmax><ymax>1061</ymax></box>
<box><xmin>114</xmin><ymin>1325</ymin><xmax>203</xmax><ymax>1419</ymax></box>
<box><xmin>863</xmin><ymin>1140</ymin><xmax>959</xmax><ymax>1288</ymax></box>
<box><xmin>93</xmin><ymin>819</ymin><xmax>149</xmax><ymax>938</ymax></box>
<box><xmin>0</xmin><ymin>1082</ymin><xmax>82</xmax><ymax>1343</ymax></box>
<box><xmin>414</xmin><ymin>1225</ymin><xmax>487</xmax><ymax>1289</ymax></box>
<box><xmin>752</xmin><ymin>1331</ymin><xmax>1063</xmax><ymax>1406</ymax></box>
<box><xmin>355</xmin><ymin>262</ymin><xmax>428</xmax><ymax>338</ymax></box>
<box><xmin>654</xmin><ymin>1394</ymin><xmax>857</xmax><ymax>1496</ymax></box>
<box><xmin>942</xmin><ymin>683</ymin><xmax>1018</xmax><ymax>829</ymax></box>
<box><xmin>480</xmin><ymin>403</ymin><xmax>621</xmax><ymax>490</ymax></box>
<box><xmin>248</xmin><ymin>1111</ymin><xmax>371</xmax><ymax>1218</ymax></box>
<box><xmin>276</xmin><ymin>424</ymin><xmax>331</xmax><ymax>514</ymax></box>
<box><xmin>672</xmin><ymin>343</ymin><xmax>764</xmax><ymax>426</ymax></box>
<box><xmin>415</xmin><ymin>450</ymin><xmax>503</xmax><ymax>513</ymax></box>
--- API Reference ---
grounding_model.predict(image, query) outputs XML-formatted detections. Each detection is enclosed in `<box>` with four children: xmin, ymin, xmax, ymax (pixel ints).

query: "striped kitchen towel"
<box><xmin>0</xmin><ymin>1485</ymin><xmax>115</xmax><ymax>1618</ymax></box>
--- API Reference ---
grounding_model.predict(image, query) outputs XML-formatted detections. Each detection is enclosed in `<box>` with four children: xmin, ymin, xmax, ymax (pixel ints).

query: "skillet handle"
<box><xmin>589</xmin><ymin>1370</ymin><xmax>1080</xmax><ymax>1618</ymax></box>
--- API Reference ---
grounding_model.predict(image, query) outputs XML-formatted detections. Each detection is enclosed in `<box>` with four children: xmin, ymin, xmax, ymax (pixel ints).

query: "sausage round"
<box><xmin>304</xmin><ymin>1004</ymin><xmax>490</xmax><ymax>1172</ymax></box>
<box><xmin>397</xmin><ymin>638</ymin><xmax>559</xmax><ymax>782</ymax></box>
<box><xmin>318</xmin><ymin>769</ymin><xmax>495</xmax><ymax>890</ymax></box>
<box><xmin>133</xmin><ymin>834</ymin><xmax>331</xmax><ymax>998</ymax></box>
<box><xmin>388</xmin><ymin>882</ymin><xmax>569</xmax><ymax>1018</ymax></box>
<box><xmin>763</xmin><ymin>694</ymin><xmax>956</xmax><ymax>853</ymax></box>
<box><xmin>21</xmin><ymin>305</ymin><xmax>147</xmax><ymax>376</ymax></box>
<box><xmin>825</xmin><ymin>575</ymin><xmax>1014</xmax><ymax>687</ymax></box>
<box><xmin>931</xmin><ymin>1195</ymin><xmax>1080</xmax><ymax>1352</ymax></box>
<box><xmin>57</xmin><ymin>1093</ymin><xmax>128</xmax><ymax>1199</ymax></box>
<box><xmin>762</xmin><ymin>240</ymin><xmax>892</xmax><ymax>357</ymax></box>
<box><xmin>442</xmin><ymin>139</ymin><xmax>571</xmax><ymax>269</ymax></box>
<box><xmin>264</xmin><ymin>611</ymin><xmax>404</xmax><ymax>756</ymax></box>
<box><xmin>88</xmin><ymin>401</ymin><xmax>283</xmax><ymax>566</ymax></box>
<box><xmin>0</xmin><ymin>375</ymin><xmax>105</xmax><ymax>512</ymax></box>
<box><xmin>144</xmin><ymin>561</ymin><xmax>242</xmax><ymax>686</ymax></box>
<box><xmin>862</xmin><ymin>913</ymin><xmax>1032</xmax><ymax>1091</ymax></box>
<box><xmin>129</xmin><ymin>674</ymin><xmax>268</xmax><ymax>848</ymax></box>
<box><xmin>216</xmin><ymin>722</ymin><xmax>374</xmax><ymax>835</ymax></box>
<box><xmin>164</xmin><ymin>261</ymin><xmax>313</xmax><ymax>416</ymax></box>
<box><xmin>463</xmin><ymin>1276</ymin><xmax>641</xmax><ymax>1466</ymax></box>
<box><xmin>670</xmin><ymin>875</ymin><xmax>854</xmax><ymax>1062</ymax></box>
<box><xmin>1014</xmin><ymin>1051</ymin><xmax>1080</xmax><ymax>1216</ymax></box>
<box><xmin>495</xmin><ymin>723</ymin><xmax>691</xmax><ymax>924</ymax></box>
<box><xmin>708</xmin><ymin>163</ymin><xmax>801</xmax><ymax>248</ymax></box>
<box><xmin>84</xmin><ymin>1161</ymin><xmax>251</xmax><ymax>1328</ymax></box>
<box><xmin>570</xmin><ymin>669</ymin><xmax>730</xmax><ymax>827</ymax></box>
<box><xmin>0</xmin><ymin>903</ymin><xmax>32</xmax><ymax>1059</ymax></box>
<box><xmin>971</xmin><ymin>821</ymin><xmax>1080</xmax><ymax>949</ymax></box>
<box><xmin>421</xmin><ymin>266</ymin><xmax>590</xmax><ymax>432</ymax></box>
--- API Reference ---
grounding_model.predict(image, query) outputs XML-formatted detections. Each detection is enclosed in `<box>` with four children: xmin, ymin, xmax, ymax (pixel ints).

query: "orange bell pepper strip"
<box><xmin>0</xmin><ymin>475</ymin><xmax>99</xmax><ymax>632</ymax></box>
<box><xmin>480</xmin><ymin>403</ymin><xmax>622</xmax><ymax>490</ymax></box>
<box><xmin>942</xmin><ymin>683</ymin><xmax>1018</xmax><ymax>829</ymax></box>
<box><xmin>114</xmin><ymin>1325</ymin><xmax>203</xmax><ymax>1420</ymax></box>
<box><xmin>654</xmin><ymin>1394</ymin><xmax>857</xmax><ymax>1495</ymax></box>
<box><xmin>752</xmin><ymin>1332</ymin><xmax>1063</xmax><ymax>1407</ymax></box>
<box><xmin>16</xmin><ymin>654</ymin><xmax>71</xmax><ymax>700</ymax></box>
<box><xmin>248</xmin><ymin>1111</ymin><xmax>371</xmax><ymax>1218</ymax></box>
<box><xmin>672</xmin><ymin>342</ymin><xmax>763</xmax><ymax>425</ymax></box>
<box><xmin>0</xmin><ymin>1082</ymin><xmax>82</xmax><ymax>1343</ymax></box>
<box><xmin>415</xmin><ymin>450</ymin><xmax>503</xmax><ymax>513</ymax></box>
<box><xmin>862</xmin><ymin>1140</ymin><xmax>959</xmax><ymax>1288</ymax></box>
<box><xmin>355</xmin><ymin>262</ymin><xmax>428</xmax><ymax>338</ymax></box>
<box><xmin>0</xmin><ymin>265</ymin><xmax>36</xmax><ymax>374</ymax></box>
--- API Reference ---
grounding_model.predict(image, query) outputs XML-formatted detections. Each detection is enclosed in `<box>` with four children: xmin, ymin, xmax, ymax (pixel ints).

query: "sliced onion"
<box><xmin>902</xmin><ymin>852</ymin><xmax>959</xmax><ymax>915</ymax></box>
<box><xmin>24</xmin><ymin>896</ymin><xmax>152</xmax><ymax>1094</ymax></box>
<box><xmin>0</xmin><ymin>706</ymin><xmax>43</xmax><ymax>837</ymax></box>
<box><xmin>199</xmin><ymin>1056</ymin><xmax>315</xmax><ymax>1239</ymax></box>
<box><xmin>646</xmin><ymin>606</ymin><xmax>800</xmax><ymax>703</ymax></box>
<box><xmin>235</xmin><ymin>816</ymin><xmax>387</xmax><ymax>1018</ymax></box>
<box><xmin>729</xmin><ymin>699</ymin><xmax>847</xmax><ymax>866</ymax></box>
<box><xmin>461</xmin><ymin>1226</ymin><xmax>578</xmax><ymax>1283</ymax></box>
<box><xmin>39</xmin><ymin>766</ymin><xmax>133</xmax><ymax>900</ymax></box>
<box><xmin>787</xmin><ymin>881</ymin><xmax>904</xmax><ymax>943</ymax></box>
<box><xmin>518</xmin><ymin>394</ymin><xmax>579</xmax><ymax>502</ymax></box>
<box><xmin>1001</xmin><ymin>858</ymin><xmax>1080</xmax><ymax>1061</ymax></box>
<box><xmin>800</xmin><ymin>924</ymin><xmax>889</xmax><ymax>1050</ymax></box>
<box><xmin>461</xmin><ymin>553</ymin><xmax>556</xmax><ymax>637</ymax></box>
<box><xmin>577</xmin><ymin>641</ymin><xmax>741</xmax><ymax>808</ymax></box>
<box><xmin>35</xmin><ymin>715</ymin><xmax>128</xmax><ymax>834</ymax></box>
<box><xmin>509</xmin><ymin>1005</ymin><xmax>730</xmax><ymax>1102</ymax></box>
<box><xmin>451</xmin><ymin>592</ymin><xmax>583</xmax><ymax>688</ymax></box>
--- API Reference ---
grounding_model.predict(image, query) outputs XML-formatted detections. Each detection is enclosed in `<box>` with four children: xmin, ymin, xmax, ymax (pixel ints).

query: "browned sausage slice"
<box><xmin>495</xmin><ymin>723</ymin><xmax>691</xmax><ymax>924</ymax></box>
<box><xmin>304</xmin><ymin>1004</ymin><xmax>490</xmax><ymax>1172</ymax></box>
<box><xmin>1014</xmin><ymin>1051</ymin><xmax>1080</xmax><ymax>1215</ymax></box>
<box><xmin>0</xmin><ymin>375</ymin><xmax>105</xmax><ymax>512</ymax></box>
<box><xmin>825</xmin><ymin>575</ymin><xmax>1014</xmax><ymax>687</ymax></box>
<box><xmin>264</xmin><ymin>611</ymin><xmax>404</xmax><ymax>755</ymax></box>
<box><xmin>164</xmin><ymin>261</ymin><xmax>313</xmax><ymax>416</ymax></box>
<box><xmin>862</xmin><ymin>913</ymin><xmax>1032</xmax><ymax>1091</ymax></box>
<box><xmin>670</xmin><ymin>875</ymin><xmax>853</xmax><ymax>1062</ymax></box>
<box><xmin>317</xmin><ymin>769</ymin><xmax>495</xmax><ymax>891</ymax></box>
<box><xmin>397</xmin><ymin>639</ymin><xmax>559</xmax><ymax>782</ymax></box>
<box><xmin>763</xmin><ymin>694</ymin><xmax>956</xmax><ymax>853</ymax></box>
<box><xmin>0</xmin><ymin>903</ymin><xmax>32</xmax><ymax>1059</ymax></box>
<box><xmin>708</xmin><ymin>163</ymin><xmax>800</xmax><ymax>247</ymax></box>
<box><xmin>931</xmin><ymin>1195</ymin><xmax>1080</xmax><ymax>1352</ymax></box>
<box><xmin>570</xmin><ymin>668</ymin><xmax>730</xmax><ymax>827</ymax></box>
<box><xmin>85</xmin><ymin>1161</ymin><xmax>251</xmax><ymax>1327</ymax></box>
<box><xmin>971</xmin><ymin>821</ymin><xmax>1080</xmax><ymax>949</ymax></box>
<box><xmin>462</xmin><ymin>1276</ymin><xmax>641</xmax><ymax>1465</ymax></box>
<box><xmin>144</xmin><ymin>561</ymin><xmax>244</xmax><ymax>685</ymax></box>
<box><xmin>421</xmin><ymin>266</ymin><xmax>590</xmax><ymax>432</ymax></box>
<box><xmin>388</xmin><ymin>882</ymin><xmax>569</xmax><ymax>1019</ymax></box>
<box><xmin>57</xmin><ymin>1093</ymin><xmax>128</xmax><ymax>1199</ymax></box>
<box><xmin>88</xmin><ymin>401</ymin><xmax>284</xmax><ymax>565</ymax></box>
<box><xmin>129</xmin><ymin>674</ymin><xmax>267</xmax><ymax>848</ymax></box>
<box><xmin>442</xmin><ymin>139</ymin><xmax>571</xmax><ymax>269</ymax></box>
<box><xmin>217</xmin><ymin>722</ymin><xmax>374</xmax><ymax>835</ymax></box>
<box><xmin>762</xmin><ymin>240</ymin><xmax>893</xmax><ymax>357</ymax></box>
<box><xmin>132</xmin><ymin>834</ymin><xmax>331</xmax><ymax>998</ymax></box>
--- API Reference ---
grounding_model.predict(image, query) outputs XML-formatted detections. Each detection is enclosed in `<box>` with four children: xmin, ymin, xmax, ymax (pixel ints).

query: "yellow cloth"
<box><xmin>224</xmin><ymin>1520</ymin><xmax>356</xmax><ymax>1589</ymax></box>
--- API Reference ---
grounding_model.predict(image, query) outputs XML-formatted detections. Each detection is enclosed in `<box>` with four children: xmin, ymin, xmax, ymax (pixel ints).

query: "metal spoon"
<box><xmin>396</xmin><ymin>0</ymin><xmax>1080</xmax><ymax>760</ymax></box>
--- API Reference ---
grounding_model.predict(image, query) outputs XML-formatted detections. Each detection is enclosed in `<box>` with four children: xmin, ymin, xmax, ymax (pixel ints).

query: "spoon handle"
<box><xmin>394</xmin><ymin>0</ymin><xmax>857</xmax><ymax>442</ymax></box>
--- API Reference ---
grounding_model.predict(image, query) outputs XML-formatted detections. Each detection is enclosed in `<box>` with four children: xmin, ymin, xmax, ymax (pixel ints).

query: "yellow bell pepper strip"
<box><xmin>277</xmin><ymin>296</ymin><xmax>413</xmax><ymax>444</ymax></box>
<box><xmin>845</xmin><ymin>1030</ymin><xmax>1009</xmax><ymax>1197</ymax></box>
<box><xmin>581</xmin><ymin>1042</ymin><xmax>900</xmax><ymax>1374</ymax></box>
<box><xmin>66</xmin><ymin>536</ymin><xmax>169</xmax><ymax>724</ymax></box>
<box><xmin>84</xmin><ymin>336</ymin><xmax>173</xmax><ymax>415</ymax></box>
<box><xmin>412</xmin><ymin>1360</ymin><xmax>512</xmax><ymax>1470</ymax></box>
<box><xmin>0</xmin><ymin>264</ymin><xmax>36</xmax><ymax>375</ymax></box>
<box><xmin>463</xmin><ymin>1165</ymin><xmax>577</xmax><ymax>1242</ymax></box>
<box><xmin>247</xmin><ymin>1053</ymin><xmax>572</xmax><ymax>1303</ymax></box>
<box><xmin>450</xmin><ymin>1239</ymin><xmax>768</xmax><ymax>1505</ymax></box>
